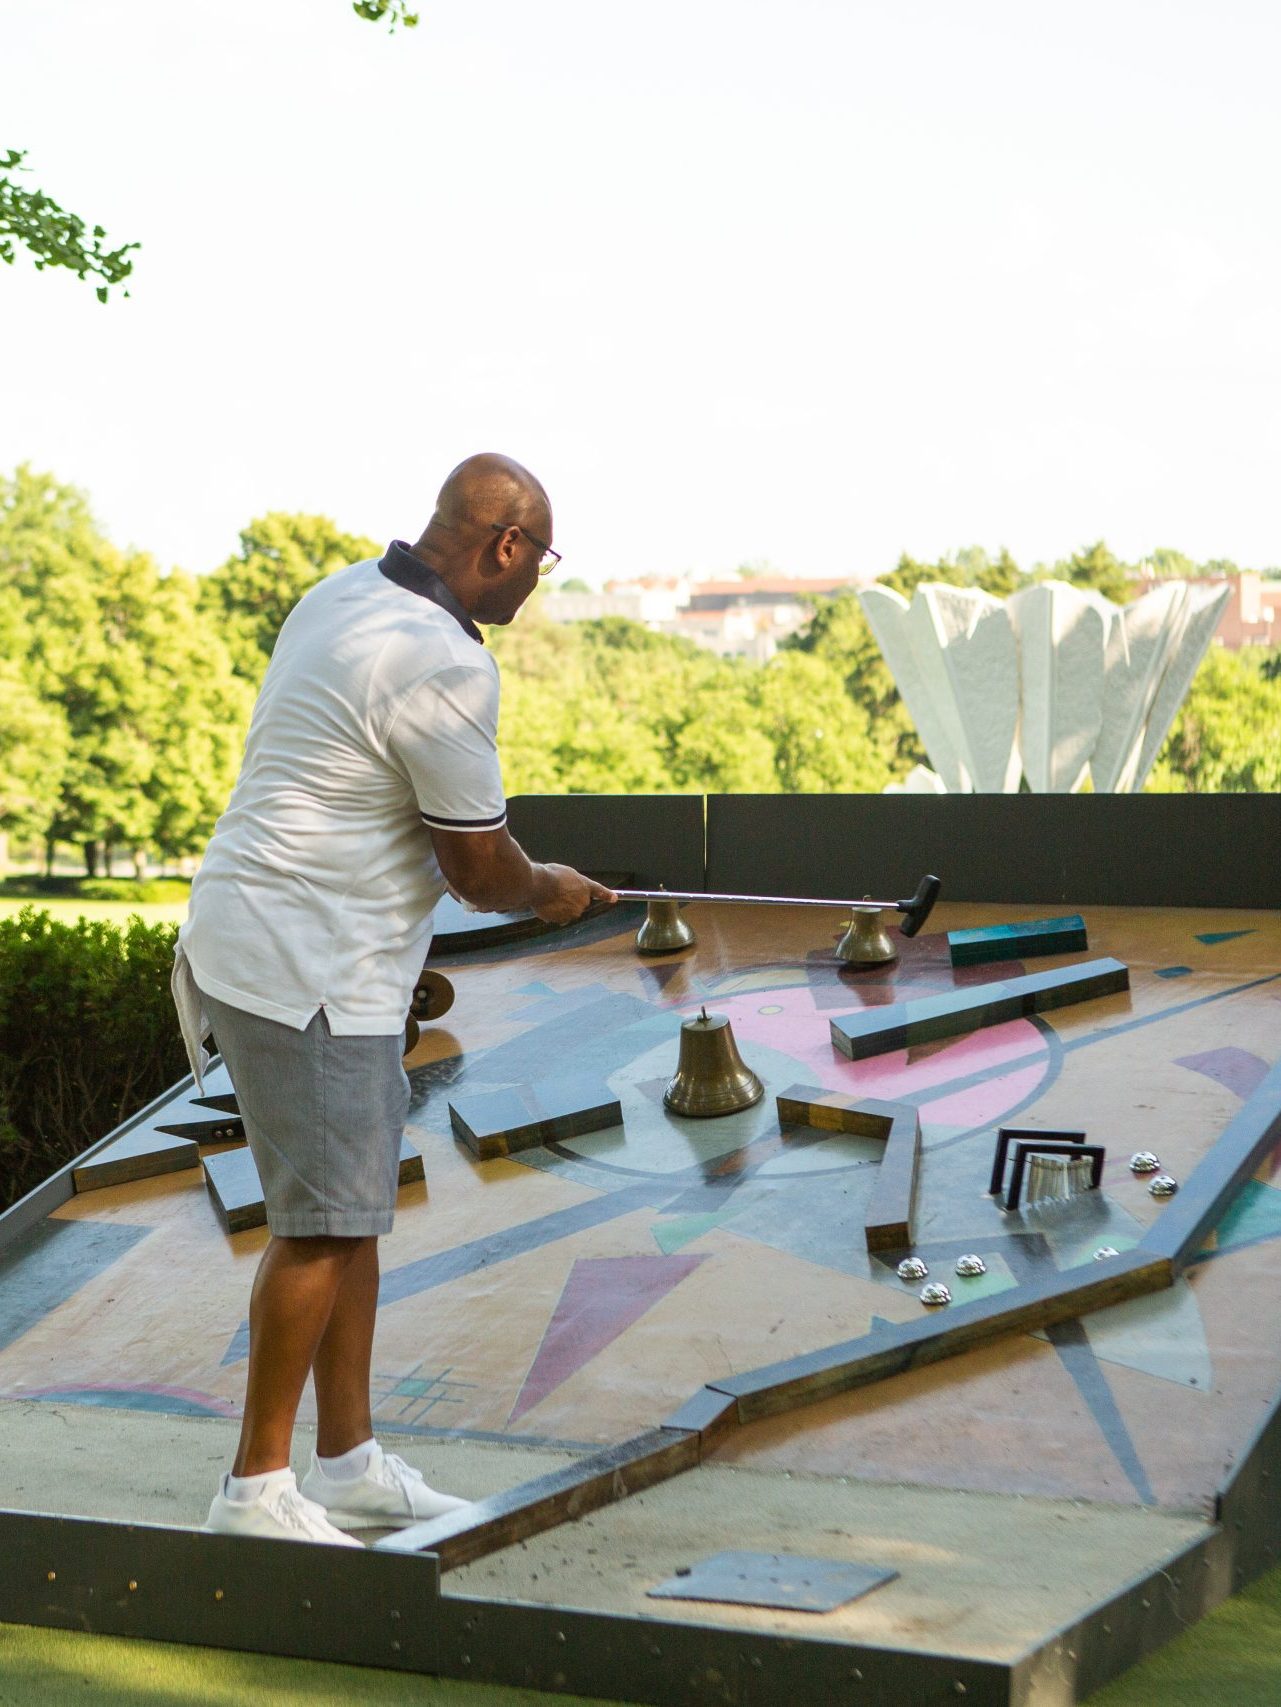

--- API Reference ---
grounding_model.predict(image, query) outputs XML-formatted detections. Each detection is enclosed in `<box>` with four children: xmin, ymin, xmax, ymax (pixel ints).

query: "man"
<box><xmin>173</xmin><ymin>453</ymin><xmax>614</xmax><ymax>1545</ymax></box>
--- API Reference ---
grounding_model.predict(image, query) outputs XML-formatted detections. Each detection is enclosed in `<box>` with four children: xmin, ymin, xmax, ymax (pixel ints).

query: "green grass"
<box><xmin>0</xmin><ymin>1623</ymin><xmax>623</xmax><ymax>1706</ymax></box>
<box><xmin>5</xmin><ymin>1560</ymin><xmax>1281</xmax><ymax>1706</ymax></box>
<box><xmin>0</xmin><ymin>892</ymin><xmax>188</xmax><ymax>929</ymax></box>
<box><xmin>0</xmin><ymin>899</ymin><xmax>188</xmax><ymax>928</ymax></box>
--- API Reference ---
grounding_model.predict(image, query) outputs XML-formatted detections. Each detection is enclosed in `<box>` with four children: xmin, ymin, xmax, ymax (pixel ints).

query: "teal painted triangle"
<box><xmin>1195</xmin><ymin>930</ymin><xmax>1256</xmax><ymax>946</ymax></box>
<box><xmin>1209</xmin><ymin>1178</ymin><xmax>1281</xmax><ymax>1255</ymax></box>
<box><xmin>653</xmin><ymin>1211</ymin><xmax>735</xmax><ymax>1254</ymax></box>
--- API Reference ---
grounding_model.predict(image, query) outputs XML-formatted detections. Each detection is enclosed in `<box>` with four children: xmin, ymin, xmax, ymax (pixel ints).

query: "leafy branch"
<box><xmin>352</xmin><ymin>0</ymin><xmax>420</xmax><ymax>28</ymax></box>
<box><xmin>0</xmin><ymin>149</ymin><xmax>138</xmax><ymax>304</ymax></box>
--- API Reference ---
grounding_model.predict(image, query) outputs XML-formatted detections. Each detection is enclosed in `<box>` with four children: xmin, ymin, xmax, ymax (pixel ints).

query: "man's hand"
<box><xmin>530</xmin><ymin>863</ymin><xmax>617</xmax><ymax>924</ymax></box>
<box><xmin>431</xmin><ymin>826</ymin><xmax>615</xmax><ymax>921</ymax></box>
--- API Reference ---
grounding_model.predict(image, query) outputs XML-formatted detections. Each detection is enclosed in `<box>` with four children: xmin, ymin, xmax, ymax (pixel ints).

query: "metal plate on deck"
<box><xmin>647</xmin><ymin>1549</ymin><xmax>898</xmax><ymax>1612</ymax></box>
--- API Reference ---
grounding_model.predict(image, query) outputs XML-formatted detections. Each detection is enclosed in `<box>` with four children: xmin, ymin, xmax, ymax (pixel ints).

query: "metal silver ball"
<box><xmin>1149</xmin><ymin>1174</ymin><xmax>1179</xmax><ymax>1197</ymax></box>
<box><xmin>955</xmin><ymin>1254</ymin><xmax>987</xmax><ymax>1277</ymax></box>
<box><xmin>1129</xmin><ymin>1152</ymin><xmax>1161</xmax><ymax>1174</ymax></box>
<box><xmin>1093</xmin><ymin>1246</ymin><xmax>1121</xmax><ymax>1261</ymax></box>
<box><xmin>920</xmin><ymin>1283</ymin><xmax>952</xmax><ymax>1307</ymax></box>
<box><xmin>897</xmin><ymin>1257</ymin><xmax>929</xmax><ymax>1282</ymax></box>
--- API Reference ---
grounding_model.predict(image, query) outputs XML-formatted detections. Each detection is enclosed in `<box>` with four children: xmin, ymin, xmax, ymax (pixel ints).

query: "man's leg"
<box><xmin>232</xmin><ymin>1234</ymin><xmax>368</xmax><ymax>1477</ymax></box>
<box><xmin>311</xmin><ymin>1235</ymin><xmax>379</xmax><ymax>1457</ymax></box>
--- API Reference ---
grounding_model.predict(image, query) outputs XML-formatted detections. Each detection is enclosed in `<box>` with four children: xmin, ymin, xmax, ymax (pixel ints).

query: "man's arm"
<box><xmin>431</xmin><ymin>826</ymin><xmax>616</xmax><ymax>924</ymax></box>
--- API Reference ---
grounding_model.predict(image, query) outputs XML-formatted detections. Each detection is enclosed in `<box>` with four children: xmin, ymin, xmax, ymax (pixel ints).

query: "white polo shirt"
<box><xmin>179</xmin><ymin>543</ymin><xmax>506</xmax><ymax>1034</ymax></box>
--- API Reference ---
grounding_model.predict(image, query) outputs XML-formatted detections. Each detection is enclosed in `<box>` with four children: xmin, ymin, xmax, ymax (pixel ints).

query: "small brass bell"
<box><xmin>663</xmin><ymin>1007</ymin><xmax>763</xmax><ymax>1118</ymax></box>
<box><xmin>636</xmin><ymin>895</ymin><xmax>696</xmax><ymax>955</ymax></box>
<box><xmin>835</xmin><ymin>905</ymin><xmax>897</xmax><ymax>966</ymax></box>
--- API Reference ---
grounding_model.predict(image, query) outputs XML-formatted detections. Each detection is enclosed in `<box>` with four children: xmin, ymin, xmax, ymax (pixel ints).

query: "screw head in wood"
<box><xmin>920</xmin><ymin>1283</ymin><xmax>952</xmax><ymax>1306</ymax></box>
<box><xmin>1149</xmin><ymin>1174</ymin><xmax>1179</xmax><ymax>1196</ymax></box>
<box><xmin>897</xmin><ymin>1257</ymin><xmax>929</xmax><ymax>1281</ymax></box>
<box><xmin>1129</xmin><ymin>1151</ymin><xmax>1161</xmax><ymax>1173</ymax></box>
<box><xmin>955</xmin><ymin>1254</ymin><xmax>986</xmax><ymax>1277</ymax></box>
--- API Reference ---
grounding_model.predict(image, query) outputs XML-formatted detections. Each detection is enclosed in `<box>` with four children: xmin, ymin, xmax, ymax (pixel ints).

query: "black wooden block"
<box><xmin>205</xmin><ymin>1138</ymin><xmax>424</xmax><ymax>1235</ymax></box>
<box><xmin>775</xmin><ymin>1087</ymin><xmax>919</xmax><ymax>1252</ymax></box>
<box><xmin>830</xmin><ymin>957</ymin><xmax>1130</xmax><ymax>1061</ymax></box>
<box><xmin>203</xmin><ymin>1146</ymin><xmax>266</xmax><ymax>1234</ymax></box>
<box><xmin>660</xmin><ymin>1387</ymin><xmax>740</xmax><ymax>1452</ymax></box>
<box><xmin>377</xmin><ymin>1428</ymin><xmax>699</xmax><ymax>1565</ymax></box>
<box><xmin>947</xmin><ymin>914</ymin><xmax>1088</xmax><ymax>967</ymax></box>
<box><xmin>448</xmin><ymin>1075</ymin><xmax>623</xmax><ymax>1160</ymax></box>
<box><xmin>1142</xmin><ymin>1056</ymin><xmax>1281</xmax><ymax>1269</ymax></box>
<box><xmin>708</xmin><ymin>1248</ymin><xmax>1171</xmax><ymax>1422</ymax></box>
<box><xmin>73</xmin><ymin>1126</ymin><xmax>201</xmax><ymax>1193</ymax></box>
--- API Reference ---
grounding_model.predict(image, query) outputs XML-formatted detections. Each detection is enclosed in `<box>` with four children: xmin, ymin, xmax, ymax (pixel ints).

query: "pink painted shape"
<box><xmin>678</xmin><ymin>988</ymin><xmax>1050</xmax><ymax>1120</ymax></box>
<box><xmin>1175</xmin><ymin>1048</ymin><xmax>1269</xmax><ymax>1102</ymax></box>
<box><xmin>510</xmin><ymin>1253</ymin><xmax>706</xmax><ymax>1423</ymax></box>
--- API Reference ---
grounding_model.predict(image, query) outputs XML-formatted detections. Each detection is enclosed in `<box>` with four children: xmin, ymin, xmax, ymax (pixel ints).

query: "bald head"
<box><xmin>432</xmin><ymin>453</ymin><xmax>550</xmax><ymax>541</ymax></box>
<box><xmin>411</xmin><ymin>452</ymin><xmax>554</xmax><ymax>626</ymax></box>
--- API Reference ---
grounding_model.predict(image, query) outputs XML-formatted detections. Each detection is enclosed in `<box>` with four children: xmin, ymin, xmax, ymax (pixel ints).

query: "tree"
<box><xmin>199</xmin><ymin>512</ymin><xmax>382</xmax><ymax>681</ymax></box>
<box><xmin>0</xmin><ymin>149</ymin><xmax>137</xmax><ymax>302</ymax></box>
<box><xmin>1149</xmin><ymin>646</ymin><xmax>1281</xmax><ymax>793</ymax></box>
<box><xmin>0</xmin><ymin>466</ymin><xmax>250</xmax><ymax>873</ymax></box>
<box><xmin>5</xmin><ymin>4</ymin><xmax>415</xmax><ymax>301</ymax></box>
<box><xmin>0</xmin><ymin>589</ymin><xmax>69</xmax><ymax>846</ymax></box>
<box><xmin>1037</xmin><ymin>540</ymin><xmax>1132</xmax><ymax>605</ymax></box>
<box><xmin>784</xmin><ymin>590</ymin><xmax>923</xmax><ymax>775</ymax></box>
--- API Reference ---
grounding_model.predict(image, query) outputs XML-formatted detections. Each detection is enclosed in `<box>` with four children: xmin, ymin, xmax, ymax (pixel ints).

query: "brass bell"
<box><xmin>835</xmin><ymin>906</ymin><xmax>897</xmax><ymax>967</ymax></box>
<box><xmin>663</xmin><ymin>1007</ymin><xmax>763</xmax><ymax>1118</ymax></box>
<box><xmin>636</xmin><ymin>895</ymin><xmax>696</xmax><ymax>955</ymax></box>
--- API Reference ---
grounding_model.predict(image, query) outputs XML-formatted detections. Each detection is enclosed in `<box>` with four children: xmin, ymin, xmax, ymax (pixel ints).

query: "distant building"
<box><xmin>544</xmin><ymin>572</ymin><xmax>862</xmax><ymax>661</ymax></box>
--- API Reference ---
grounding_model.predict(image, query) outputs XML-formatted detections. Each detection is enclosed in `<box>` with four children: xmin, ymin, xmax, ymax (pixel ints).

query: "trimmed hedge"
<box><xmin>0</xmin><ymin>907</ymin><xmax>187</xmax><ymax>1210</ymax></box>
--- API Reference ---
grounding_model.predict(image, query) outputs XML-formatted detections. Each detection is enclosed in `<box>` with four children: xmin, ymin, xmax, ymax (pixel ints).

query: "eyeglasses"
<box><xmin>490</xmin><ymin>522</ymin><xmax>561</xmax><ymax>577</ymax></box>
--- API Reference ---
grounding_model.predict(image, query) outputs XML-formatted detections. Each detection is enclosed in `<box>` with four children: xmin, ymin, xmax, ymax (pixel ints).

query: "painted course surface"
<box><xmin>2</xmin><ymin>902</ymin><xmax>1279</xmax><ymax>1504</ymax></box>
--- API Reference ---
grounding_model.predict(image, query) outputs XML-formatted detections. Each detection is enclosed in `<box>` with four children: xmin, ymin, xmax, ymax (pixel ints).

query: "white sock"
<box><xmin>224</xmin><ymin>1467</ymin><xmax>293</xmax><ymax>1504</ymax></box>
<box><xmin>317</xmin><ymin>1437</ymin><xmax>377</xmax><ymax>1480</ymax></box>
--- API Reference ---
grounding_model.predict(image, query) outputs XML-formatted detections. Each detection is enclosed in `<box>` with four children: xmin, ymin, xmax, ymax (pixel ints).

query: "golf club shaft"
<box><xmin>614</xmin><ymin>889</ymin><xmax>897</xmax><ymax>913</ymax></box>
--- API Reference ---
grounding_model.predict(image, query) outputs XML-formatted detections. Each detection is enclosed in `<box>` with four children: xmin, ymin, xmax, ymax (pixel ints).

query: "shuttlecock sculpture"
<box><xmin>859</xmin><ymin>578</ymin><xmax>1229</xmax><ymax>793</ymax></box>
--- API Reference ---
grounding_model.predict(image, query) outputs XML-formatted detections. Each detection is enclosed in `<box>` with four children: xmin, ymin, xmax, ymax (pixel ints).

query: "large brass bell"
<box><xmin>663</xmin><ymin>1007</ymin><xmax>763</xmax><ymax>1118</ymax></box>
<box><xmin>835</xmin><ymin>905</ymin><xmax>897</xmax><ymax>967</ymax></box>
<box><xmin>636</xmin><ymin>895</ymin><xmax>696</xmax><ymax>955</ymax></box>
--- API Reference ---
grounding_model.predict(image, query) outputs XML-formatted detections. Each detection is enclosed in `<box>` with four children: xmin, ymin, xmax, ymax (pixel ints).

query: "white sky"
<box><xmin>5</xmin><ymin>0</ymin><xmax>1281</xmax><ymax>587</ymax></box>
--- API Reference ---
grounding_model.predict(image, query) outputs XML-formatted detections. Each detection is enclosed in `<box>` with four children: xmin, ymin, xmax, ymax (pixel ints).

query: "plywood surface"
<box><xmin>1</xmin><ymin>898</ymin><xmax>1279</xmax><ymax>1521</ymax></box>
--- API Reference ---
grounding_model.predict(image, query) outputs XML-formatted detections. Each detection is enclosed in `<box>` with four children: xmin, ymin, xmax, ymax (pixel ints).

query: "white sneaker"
<box><xmin>300</xmin><ymin>1442</ymin><xmax>470</xmax><ymax>1529</ymax></box>
<box><xmin>204</xmin><ymin>1470</ymin><xmax>363</xmax><ymax>1546</ymax></box>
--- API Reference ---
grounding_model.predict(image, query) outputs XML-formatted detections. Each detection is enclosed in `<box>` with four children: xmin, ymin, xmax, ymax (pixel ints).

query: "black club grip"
<box><xmin>895</xmin><ymin>873</ymin><xmax>941</xmax><ymax>938</ymax></box>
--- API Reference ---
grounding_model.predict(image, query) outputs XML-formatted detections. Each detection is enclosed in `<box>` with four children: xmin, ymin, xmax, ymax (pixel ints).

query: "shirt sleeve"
<box><xmin>386</xmin><ymin>662</ymin><xmax>507</xmax><ymax>833</ymax></box>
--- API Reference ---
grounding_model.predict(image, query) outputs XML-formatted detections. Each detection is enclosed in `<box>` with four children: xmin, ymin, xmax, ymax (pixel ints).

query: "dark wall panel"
<box><xmin>704</xmin><ymin>794</ymin><xmax>1281</xmax><ymax>909</ymax></box>
<box><xmin>507</xmin><ymin>794</ymin><xmax>704</xmax><ymax>892</ymax></box>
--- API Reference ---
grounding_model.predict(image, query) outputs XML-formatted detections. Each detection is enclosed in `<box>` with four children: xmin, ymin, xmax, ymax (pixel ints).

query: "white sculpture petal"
<box><xmin>914</xmin><ymin>586</ymin><xmax>1020</xmax><ymax>793</ymax></box>
<box><xmin>1090</xmin><ymin>584</ymin><xmax>1185</xmax><ymax>793</ymax></box>
<box><xmin>863</xmin><ymin>576</ymin><xmax>1227</xmax><ymax>794</ymax></box>
<box><xmin>1132</xmin><ymin>582</ymin><xmax>1232</xmax><ymax>789</ymax></box>
<box><xmin>1007</xmin><ymin>581</ymin><xmax>1108</xmax><ymax>793</ymax></box>
<box><xmin>860</xmin><ymin>584</ymin><xmax>970</xmax><ymax>792</ymax></box>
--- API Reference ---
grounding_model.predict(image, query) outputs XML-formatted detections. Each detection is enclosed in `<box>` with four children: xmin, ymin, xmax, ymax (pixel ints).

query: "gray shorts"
<box><xmin>200</xmin><ymin>991</ymin><xmax>410</xmax><ymax>1239</ymax></box>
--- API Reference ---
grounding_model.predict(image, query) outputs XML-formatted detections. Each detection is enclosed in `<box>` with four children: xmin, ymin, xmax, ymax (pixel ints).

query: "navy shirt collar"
<box><xmin>378</xmin><ymin>540</ymin><xmax>484</xmax><ymax>644</ymax></box>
